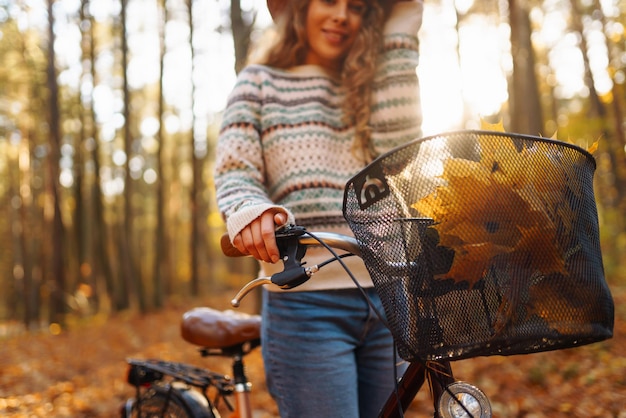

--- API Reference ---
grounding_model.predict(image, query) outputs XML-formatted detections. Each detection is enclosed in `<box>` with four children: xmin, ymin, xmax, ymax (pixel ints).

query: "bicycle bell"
<box><xmin>438</xmin><ymin>381</ymin><xmax>492</xmax><ymax>418</ymax></box>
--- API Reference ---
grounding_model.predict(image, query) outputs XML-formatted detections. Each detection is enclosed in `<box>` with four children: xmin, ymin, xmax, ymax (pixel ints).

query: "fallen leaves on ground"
<box><xmin>1</xmin><ymin>287</ymin><xmax>625</xmax><ymax>418</ymax></box>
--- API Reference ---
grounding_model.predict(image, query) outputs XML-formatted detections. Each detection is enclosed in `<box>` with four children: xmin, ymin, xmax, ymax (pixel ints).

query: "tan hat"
<box><xmin>267</xmin><ymin>0</ymin><xmax>396</xmax><ymax>21</ymax></box>
<box><xmin>267</xmin><ymin>0</ymin><xmax>287</xmax><ymax>21</ymax></box>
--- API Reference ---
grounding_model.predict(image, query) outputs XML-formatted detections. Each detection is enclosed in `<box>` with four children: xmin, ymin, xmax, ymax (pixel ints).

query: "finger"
<box><xmin>274</xmin><ymin>212</ymin><xmax>287</xmax><ymax>227</ymax></box>
<box><xmin>232</xmin><ymin>233</ymin><xmax>246</xmax><ymax>255</ymax></box>
<box><xmin>238</xmin><ymin>228</ymin><xmax>256</xmax><ymax>258</ymax></box>
<box><xmin>262</xmin><ymin>214</ymin><xmax>281</xmax><ymax>263</ymax></box>
<box><xmin>250</xmin><ymin>219</ymin><xmax>272</xmax><ymax>263</ymax></box>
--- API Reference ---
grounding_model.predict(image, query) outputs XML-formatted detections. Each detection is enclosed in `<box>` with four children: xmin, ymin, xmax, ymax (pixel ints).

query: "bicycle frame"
<box><xmin>123</xmin><ymin>226</ymin><xmax>491</xmax><ymax>418</ymax></box>
<box><xmin>222</xmin><ymin>226</ymin><xmax>491</xmax><ymax>418</ymax></box>
<box><xmin>125</xmin><ymin>127</ymin><xmax>612</xmax><ymax>416</ymax></box>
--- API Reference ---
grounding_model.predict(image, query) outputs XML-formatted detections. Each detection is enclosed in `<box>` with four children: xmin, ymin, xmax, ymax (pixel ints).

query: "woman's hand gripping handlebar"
<box><xmin>221</xmin><ymin>225</ymin><xmax>361</xmax><ymax>307</ymax></box>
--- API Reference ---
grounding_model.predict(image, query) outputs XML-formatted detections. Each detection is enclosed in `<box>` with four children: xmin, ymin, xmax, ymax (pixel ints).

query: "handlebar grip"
<box><xmin>220</xmin><ymin>233</ymin><xmax>246</xmax><ymax>257</ymax></box>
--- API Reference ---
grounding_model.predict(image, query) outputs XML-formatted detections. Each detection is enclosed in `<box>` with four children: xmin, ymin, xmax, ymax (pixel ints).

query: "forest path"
<box><xmin>1</xmin><ymin>287</ymin><xmax>625</xmax><ymax>417</ymax></box>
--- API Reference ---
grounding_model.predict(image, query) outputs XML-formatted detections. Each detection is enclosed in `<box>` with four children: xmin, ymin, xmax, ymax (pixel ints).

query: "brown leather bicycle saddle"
<box><xmin>180</xmin><ymin>307</ymin><xmax>261</xmax><ymax>348</ymax></box>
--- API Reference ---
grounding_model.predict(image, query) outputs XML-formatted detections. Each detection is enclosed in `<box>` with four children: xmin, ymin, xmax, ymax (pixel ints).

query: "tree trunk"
<box><xmin>46</xmin><ymin>0</ymin><xmax>67</xmax><ymax>325</ymax></box>
<box><xmin>230</xmin><ymin>0</ymin><xmax>254</xmax><ymax>75</ymax></box>
<box><xmin>10</xmin><ymin>24</ymin><xmax>39</xmax><ymax>328</ymax></box>
<box><xmin>120</xmin><ymin>0</ymin><xmax>143</xmax><ymax>311</ymax></box>
<box><xmin>589</xmin><ymin>0</ymin><xmax>626</xmax><ymax>204</ymax></box>
<box><xmin>571</xmin><ymin>0</ymin><xmax>626</xmax><ymax>203</ymax></box>
<box><xmin>18</xmin><ymin>124</ymin><xmax>37</xmax><ymax>328</ymax></box>
<box><xmin>507</xmin><ymin>0</ymin><xmax>543</xmax><ymax>134</ymax></box>
<box><xmin>187</xmin><ymin>0</ymin><xmax>202</xmax><ymax>296</ymax></box>
<box><xmin>153</xmin><ymin>0</ymin><xmax>169</xmax><ymax>308</ymax></box>
<box><xmin>82</xmin><ymin>0</ymin><xmax>118</xmax><ymax>313</ymax></box>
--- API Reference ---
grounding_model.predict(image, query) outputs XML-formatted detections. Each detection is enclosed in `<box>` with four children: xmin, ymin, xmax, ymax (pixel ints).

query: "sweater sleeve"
<box><xmin>214</xmin><ymin>67</ymin><xmax>295</xmax><ymax>241</ymax></box>
<box><xmin>384</xmin><ymin>1</ymin><xmax>424</xmax><ymax>37</ymax></box>
<box><xmin>370</xmin><ymin>0</ymin><xmax>424</xmax><ymax>155</ymax></box>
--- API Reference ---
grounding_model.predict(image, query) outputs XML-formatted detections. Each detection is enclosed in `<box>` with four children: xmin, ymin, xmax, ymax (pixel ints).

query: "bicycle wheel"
<box><xmin>122</xmin><ymin>384</ymin><xmax>216</xmax><ymax>418</ymax></box>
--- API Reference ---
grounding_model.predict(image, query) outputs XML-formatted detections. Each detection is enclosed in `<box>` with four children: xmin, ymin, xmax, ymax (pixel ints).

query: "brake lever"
<box><xmin>230</xmin><ymin>226</ymin><xmax>314</xmax><ymax>307</ymax></box>
<box><xmin>230</xmin><ymin>226</ymin><xmax>361</xmax><ymax>306</ymax></box>
<box><xmin>230</xmin><ymin>277</ymin><xmax>272</xmax><ymax>307</ymax></box>
<box><xmin>274</xmin><ymin>225</ymin><xmax>308</xmax><ymax>284</ymax></box>
<box><xmin>230</xmin><ymin>263</ymin><xmax>320</xmax><ymax>308</ymax></box>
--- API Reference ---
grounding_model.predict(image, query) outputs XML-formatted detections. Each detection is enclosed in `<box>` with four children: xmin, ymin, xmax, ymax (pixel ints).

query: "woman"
<box><xmin>215</xmin><ymin>0</ymin><xmax>423</xmax><ymax>416</ymax></box>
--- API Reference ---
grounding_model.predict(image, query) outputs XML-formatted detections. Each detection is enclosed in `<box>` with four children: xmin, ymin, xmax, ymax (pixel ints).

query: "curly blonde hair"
<box><xmin>253</xmin><ymin>0</ymin><xmax>389</xmax><ymax>163</ymax></box>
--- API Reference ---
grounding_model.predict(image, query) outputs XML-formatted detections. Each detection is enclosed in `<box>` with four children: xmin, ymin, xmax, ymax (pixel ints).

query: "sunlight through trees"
<box><xmin>0</xmin><ymin>0</ymin><xmax>624</xmax><ymax>330</ymax></box>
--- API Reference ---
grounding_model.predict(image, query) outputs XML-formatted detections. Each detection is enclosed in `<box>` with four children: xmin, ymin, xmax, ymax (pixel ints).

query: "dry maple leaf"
<box><xmin>410</xmin><ymin>124</ymin><xmax>589</xmax><ymax>336</ymax></box>
<box><xmin>412</xmin><ymin>135</ymin><xmax>568</xmax><ymax>286</ymax></box>
<box><xmin>528</xmin><ymin>276</ymin><xmax>598</xmax><ymax>335</ymax></box>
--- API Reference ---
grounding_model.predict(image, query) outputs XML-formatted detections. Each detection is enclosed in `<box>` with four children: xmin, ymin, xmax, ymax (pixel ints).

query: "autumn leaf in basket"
<box><xmin>412</xmin><ymin>125</ymin><xmax>570</xmax><ymax>288</ymax></box>
<box><xmin>411</xmin><ymin>123</ymin><xmax>600</xmax><ymax>333</ymax></box>
<box><xmin>527</xmin><ymin>276</ymin><xmax>597</xmax><ymax>336</ymax></box>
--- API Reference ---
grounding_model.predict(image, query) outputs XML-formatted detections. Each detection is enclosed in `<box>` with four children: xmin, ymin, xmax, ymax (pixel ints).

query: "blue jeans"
<box><xmin>261</xmin><ymin>287</ymin><xmax>404</xmax><ymax>418</ymax></box>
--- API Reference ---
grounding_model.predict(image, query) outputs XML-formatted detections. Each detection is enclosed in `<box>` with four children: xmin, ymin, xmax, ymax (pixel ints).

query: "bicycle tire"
<box><xmin>122</xmin><ymin>384</ymin><xmax>217</xmax><ymax>418</ymax></box>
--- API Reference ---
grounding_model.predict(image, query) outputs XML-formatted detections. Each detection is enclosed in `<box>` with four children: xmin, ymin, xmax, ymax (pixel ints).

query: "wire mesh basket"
<box><xmin>343</xmin><ymin>130</ymin><xmax>614</xmax><ymax>362</ymax></box>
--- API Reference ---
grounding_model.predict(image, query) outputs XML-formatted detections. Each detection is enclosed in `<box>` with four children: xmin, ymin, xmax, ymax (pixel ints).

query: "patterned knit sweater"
<box><xmin>215</xmin><ymin>1</ymin><xmax>423</xmax><ymax>290</ymax></box>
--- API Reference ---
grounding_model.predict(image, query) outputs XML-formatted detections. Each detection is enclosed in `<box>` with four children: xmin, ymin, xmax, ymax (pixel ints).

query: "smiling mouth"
<box><xmin>323</xmin><ymin>29</ymin><xmax>348</xmax><ymax>43</ymax></box>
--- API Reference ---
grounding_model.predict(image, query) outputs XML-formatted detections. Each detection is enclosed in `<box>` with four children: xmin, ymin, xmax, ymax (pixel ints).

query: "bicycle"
<box><xmin>121</xmin><ymin>130</ymin><xmax>614</xmax><ymax>418</ymax></box>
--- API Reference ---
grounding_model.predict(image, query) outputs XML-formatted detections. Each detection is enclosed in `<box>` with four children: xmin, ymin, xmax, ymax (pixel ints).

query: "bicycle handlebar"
<box><xmin>220</xmin><ymin>227</ymin><xmax>361</xmax><ymax>257</ymax></box>
<box><xmin>222</xmin><ymin>225</ymin><xmax>361</xmax><ymax>306</ymax></box>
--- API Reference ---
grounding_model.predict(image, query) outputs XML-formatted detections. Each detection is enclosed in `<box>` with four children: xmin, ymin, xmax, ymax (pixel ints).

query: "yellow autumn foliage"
<box><xmin>411</xmin><ymin>122</ymin><xmax>593</xmax><ymax>287</ymax></box>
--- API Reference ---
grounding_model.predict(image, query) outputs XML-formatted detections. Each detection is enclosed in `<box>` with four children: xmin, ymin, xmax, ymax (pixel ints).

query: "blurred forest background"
<box><xmin>0</xmin><ymin>0</ymin><xmax>626</xmax><ymax>335</ymax></box>
<box><xmin>0</xmin><ymin>0</ymin><xmax>625</xmax><ymax>335</ymax></box>
<box><xmin>1</xmin><ymin>0</ymin><xmax>626</xmax><ymax>416</ymax></box>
